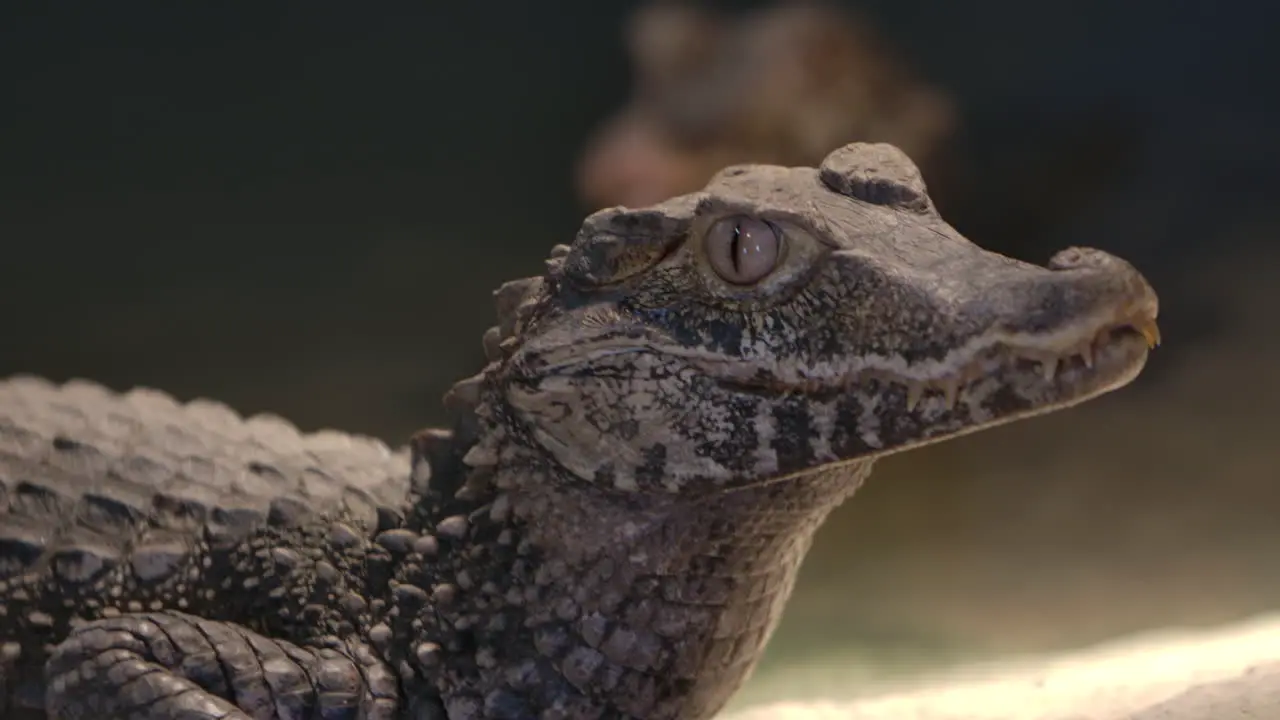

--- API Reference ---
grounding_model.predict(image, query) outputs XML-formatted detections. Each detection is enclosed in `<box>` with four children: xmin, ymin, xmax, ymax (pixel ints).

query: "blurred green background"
<box><xmin>2</xmin><ymin>1</ymin><xmax>1278</xmax><ymax>711</ymax></box>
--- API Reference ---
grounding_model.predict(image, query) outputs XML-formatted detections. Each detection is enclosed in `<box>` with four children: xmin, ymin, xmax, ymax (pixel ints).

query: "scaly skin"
<box><xmin>0</xmin><ymin>142</ymin><xmax>1159</xmax><ymax>720</ymax></box>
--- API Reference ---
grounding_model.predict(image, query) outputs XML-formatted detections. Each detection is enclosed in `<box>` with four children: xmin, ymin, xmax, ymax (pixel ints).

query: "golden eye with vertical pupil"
<box><xmin>705</xmin><ymin>216</ymin><xmax>781</xmax><ymax>285</ymax></box>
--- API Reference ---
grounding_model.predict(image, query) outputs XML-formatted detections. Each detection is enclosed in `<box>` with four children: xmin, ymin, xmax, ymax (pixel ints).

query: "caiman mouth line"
<box><xmin>721</xmin><ymin>313</ymin><xmax>1161</xmax><ymax>410</ymax></box>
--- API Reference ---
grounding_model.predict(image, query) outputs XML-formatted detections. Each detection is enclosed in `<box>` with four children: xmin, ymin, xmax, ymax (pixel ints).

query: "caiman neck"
<box><xmin>409</xmin><ymin>415</ymin><xmax>874</xmax><ymax>719</ymax></box>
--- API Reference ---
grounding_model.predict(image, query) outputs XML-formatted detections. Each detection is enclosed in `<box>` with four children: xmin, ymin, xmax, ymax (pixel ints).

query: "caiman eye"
<box><xmin>705</xmin><ymin>215</ymin><xmax>781</xmax><ymax>285</ymax></box>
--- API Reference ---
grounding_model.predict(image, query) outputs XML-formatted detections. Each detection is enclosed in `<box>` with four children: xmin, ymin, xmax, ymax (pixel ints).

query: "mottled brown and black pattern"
<box><xmin>2</xmin><ymin>142</ymin><xmax>1158</xmax><ymax>720</ymax></box>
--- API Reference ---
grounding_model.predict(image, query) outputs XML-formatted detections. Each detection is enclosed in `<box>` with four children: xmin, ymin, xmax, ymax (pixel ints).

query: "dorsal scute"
<box><xmin>437</xmin><ymin>254</ymin><xmax>556</xmax><ymax>462</ymax></box>
<box><xmin>493</xmin><ymin>276</ymin><xmax>545</xmax><ymax>338</ymax></box>
<box><xmin>443</xmin><ymin>275</ymin><xmax>544</xmax><ymax>409</ymax></box>
<box><xmin>408</xmin><ymin>427</ymin><xmax>453</xmax><ymax>495</ymax></box>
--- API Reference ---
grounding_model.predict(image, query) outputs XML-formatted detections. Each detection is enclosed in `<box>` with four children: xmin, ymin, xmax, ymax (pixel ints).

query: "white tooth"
<box><xmin>1080</xmin><ymin>343</ymin><xmax>1095</xmax><ymax>369</ymax></box>
<box><xmin>1041</xmin><ymin>357</ymin><xmax>1059</xmax><ymax>382</ymax></box>
<box><xmin>1137</xmin><ymin>319</ymin><xmax>1162</xmax><ymax>348</ymax></box>
<box><xmin>905</xmin><ymin>381</ymin><xmax>925</xmax><ymax>411</ymax></box>
<box><xmin>941</xmin><ymin>377</ymin><xmax>961</xmax><ymax>409</ymax></box>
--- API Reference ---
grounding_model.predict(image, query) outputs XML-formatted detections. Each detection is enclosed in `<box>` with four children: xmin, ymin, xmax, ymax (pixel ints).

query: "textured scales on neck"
<box><xmin>396</xmin><ymin>142</ymin><xmax>1160</xmax><ymax>719</ymax></box>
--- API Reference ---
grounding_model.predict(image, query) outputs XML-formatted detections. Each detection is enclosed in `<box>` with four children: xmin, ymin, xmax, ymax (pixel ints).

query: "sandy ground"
<box><xmin>726</xmin><ymin>612</ymin><xmax>1280</xmax><ymax>719</ymax></box>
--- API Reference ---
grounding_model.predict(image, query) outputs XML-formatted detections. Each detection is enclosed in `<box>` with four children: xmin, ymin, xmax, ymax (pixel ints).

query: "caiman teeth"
<box><xmin>719</xmin><ymin>313</ymin><xmax>1159</xmax><ymax>411</ymax></box>
<box><xmin>886</xmin><ymin>313</ymin><xmax>1160</xmax><ymax>411</ymax></box>
<box><xmin>1135</xmin><ymin>318</ymin><xmax>1162</xmax><ymax>349</ymax></box>
<box><xmin>940</xmin><ymin>376</ymin><xmax>961</xmax><ymax>410</ymax></box>
<box><xmin>1078</xmin><ymin>342</ymin><xmax>1095</xmax><ymax>369</ymax></box>
<box><xmin>1041</xmin><ymin>357</ymin><xmax>1059</xmax><ymax>382</ymax></box>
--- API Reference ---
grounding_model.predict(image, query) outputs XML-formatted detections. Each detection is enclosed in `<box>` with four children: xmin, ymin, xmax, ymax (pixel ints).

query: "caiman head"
<box><xmin>461</xmin><ymin>142</ymin><xmax>1159</xmax><ymax>496</ymax></box>
<box><xmin>431</xmin><ymin>142</ymin><xmax>1158</xmax><ymax>720</ymax></box>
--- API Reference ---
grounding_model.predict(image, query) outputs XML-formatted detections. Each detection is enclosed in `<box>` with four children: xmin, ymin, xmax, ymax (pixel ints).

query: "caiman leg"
<box><xmin>43</xmin><ymin>611</ymin><xmax>399</xmax><ymax>720</ymax></box>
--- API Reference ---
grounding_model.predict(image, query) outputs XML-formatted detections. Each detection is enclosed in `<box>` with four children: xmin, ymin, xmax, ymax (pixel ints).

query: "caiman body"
<box><xmin>0</xmin><ymin>143</ymin><xmax>1159</xmax><ymax>720</ymax></box>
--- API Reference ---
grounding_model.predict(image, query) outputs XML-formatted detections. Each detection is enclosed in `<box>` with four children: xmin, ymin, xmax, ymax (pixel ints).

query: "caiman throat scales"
<box><xmin>0</xmin><ymin>142</ymin><xmax>1160</xmax><ymax>720</ymax></box>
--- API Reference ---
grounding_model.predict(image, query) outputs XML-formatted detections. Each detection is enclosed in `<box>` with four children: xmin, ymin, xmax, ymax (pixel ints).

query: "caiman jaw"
<box><xmin>895</xmin><ymin>311</ymin><xmax>1162</xmax><ymax>412</ymax></box>
<box><xmin>1007</xmin><ymin>313</ymin><xmax>1160</xmax><ymax>387</ymax></box>
<box><xmin>709</xmin><ymin>309</ymin><xmax>1160</xmax><ymax>415</ymax></box>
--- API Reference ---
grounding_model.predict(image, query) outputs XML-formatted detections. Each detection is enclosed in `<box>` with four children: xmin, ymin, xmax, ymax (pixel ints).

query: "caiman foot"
<box><xmin>44</xmin><ymin>611</ymin><xmax>399</xmax><ymax>720</ymax></box>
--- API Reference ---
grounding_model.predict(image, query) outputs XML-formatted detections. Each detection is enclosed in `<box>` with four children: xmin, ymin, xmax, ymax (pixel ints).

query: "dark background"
<box><xmin>3</xmin><ymin>1</ymin><xmax>1279</xmax><ymax>708</ymax></box>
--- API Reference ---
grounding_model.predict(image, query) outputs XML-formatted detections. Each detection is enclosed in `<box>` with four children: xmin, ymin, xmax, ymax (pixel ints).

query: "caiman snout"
<box><xmin>1043</xmin><ymin>245</ymin><xmax>1160</xmax><ymax>337</ymax></box>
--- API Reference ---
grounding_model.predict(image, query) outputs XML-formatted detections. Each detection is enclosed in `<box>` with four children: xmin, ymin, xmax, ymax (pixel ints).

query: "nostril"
<box><xmin>1044</xmin><ymin>246</ymin><xmax>1160</xmax><ymax>320</ymax></box>
<box><xmin>1047</xmin><ymin>246</ymin><xmax>1126</xmax><ymax>273</ymax></box>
